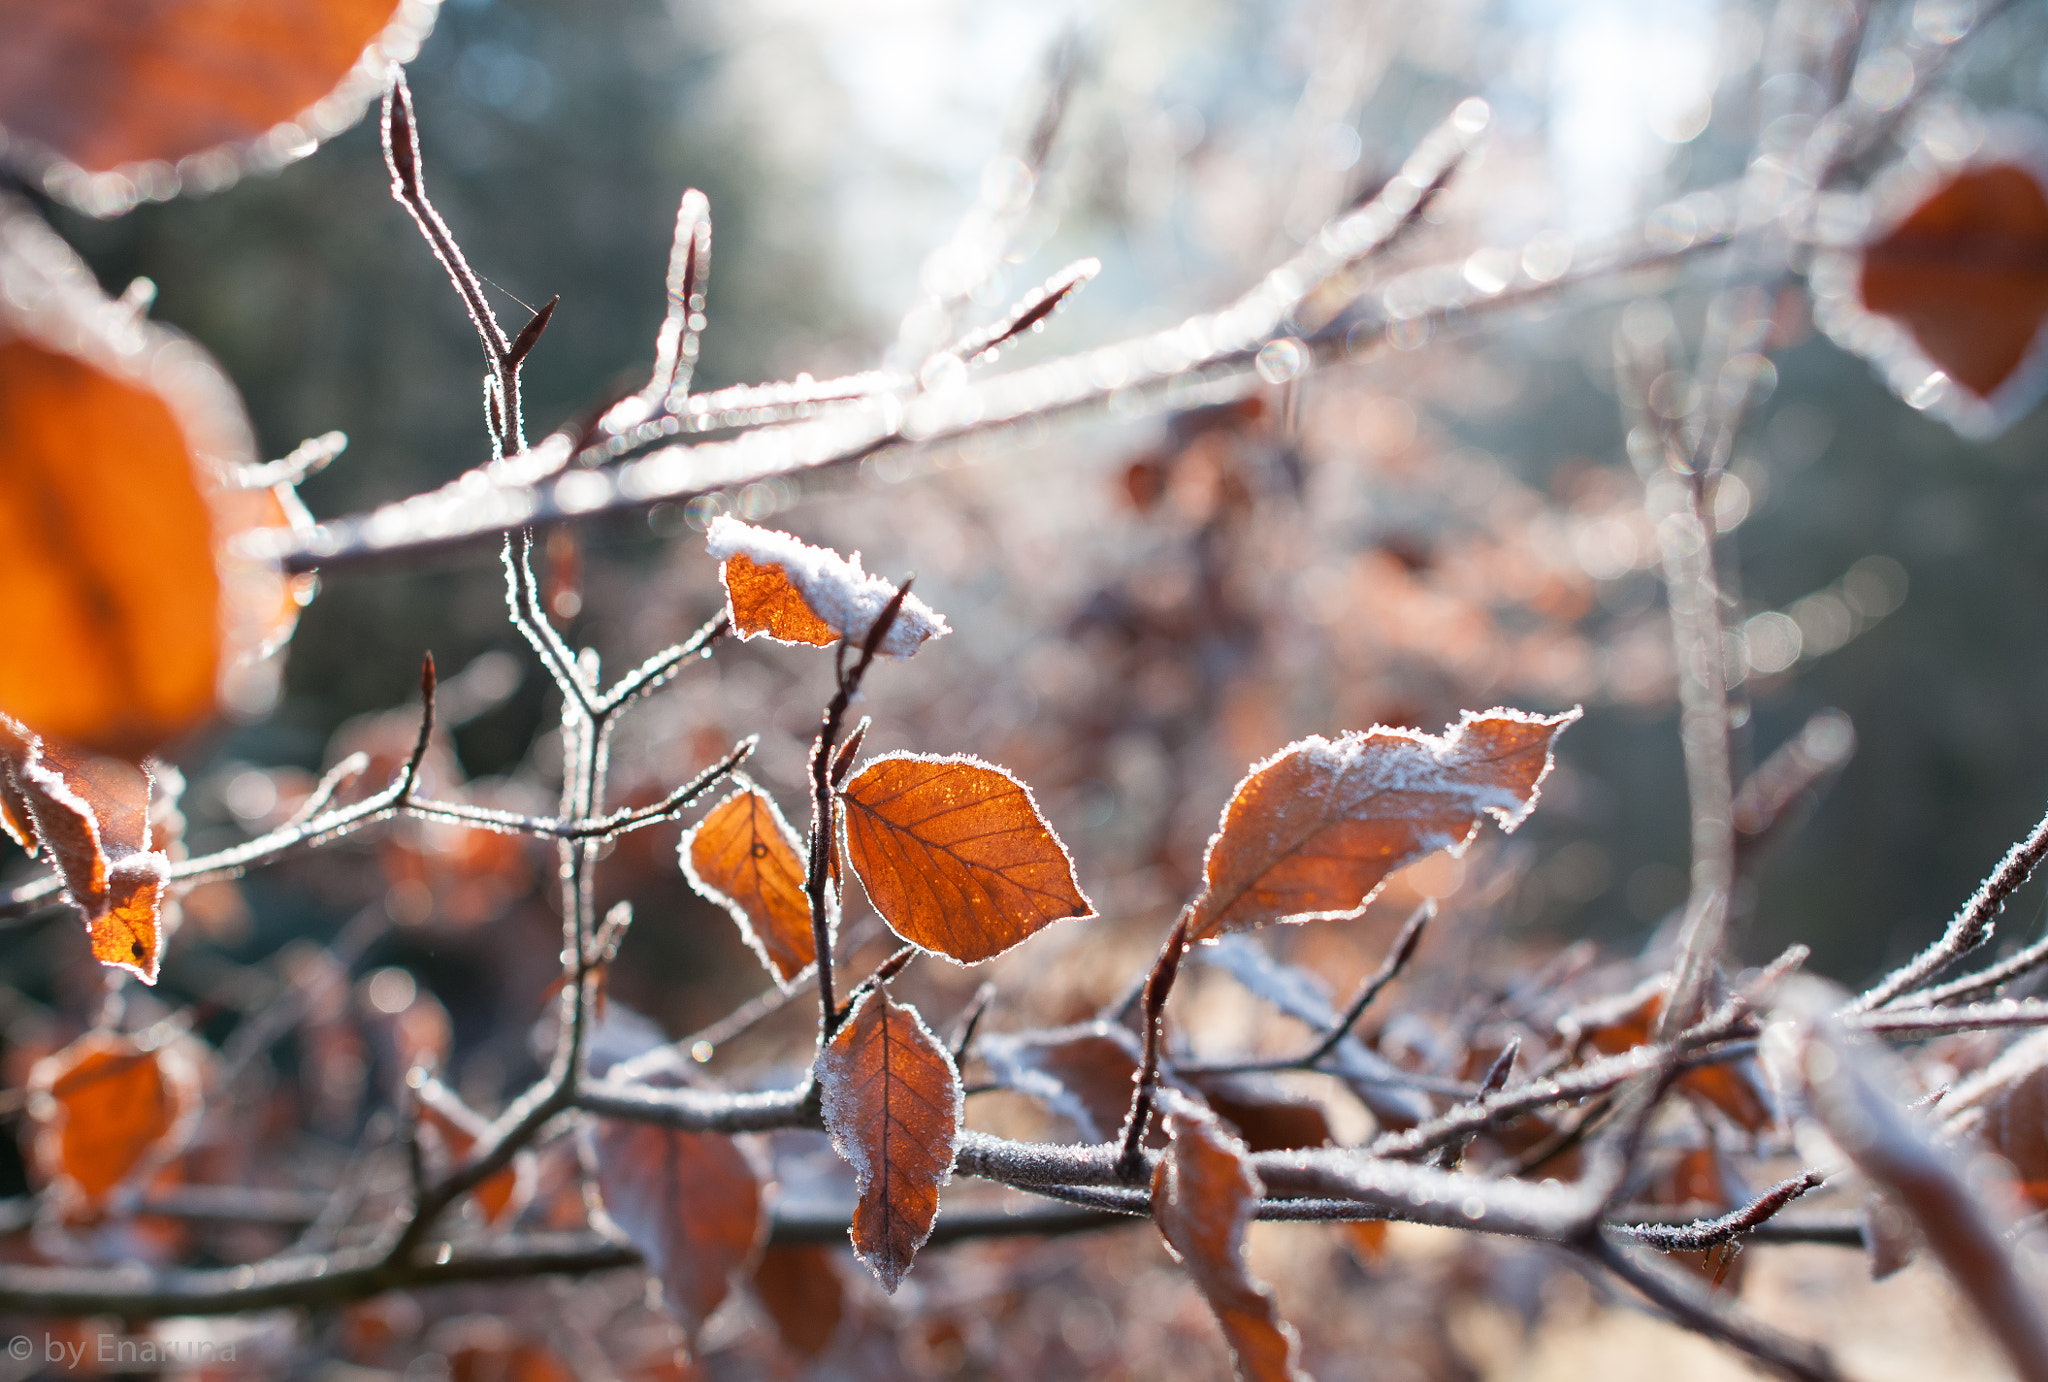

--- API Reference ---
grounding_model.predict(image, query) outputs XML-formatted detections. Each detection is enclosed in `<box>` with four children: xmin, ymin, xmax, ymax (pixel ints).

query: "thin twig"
<box><xmin>1852</xmin><ymin>801</ymin><xmax>2048</xmax><ymax>1011</ymax></box>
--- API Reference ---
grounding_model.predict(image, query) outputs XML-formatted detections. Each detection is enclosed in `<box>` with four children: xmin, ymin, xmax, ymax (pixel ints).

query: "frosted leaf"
<box><xmin>706</xmin><ymin>517</ymin><xmax>948</xmax><ymax>659</ymax></box>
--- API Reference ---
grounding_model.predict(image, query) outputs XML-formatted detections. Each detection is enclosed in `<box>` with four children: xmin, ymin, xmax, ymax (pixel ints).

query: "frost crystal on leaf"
<box><xmin>707</xmin><ymin>516</ymin><xmax>949</xmax><ymax>658</ymax></box>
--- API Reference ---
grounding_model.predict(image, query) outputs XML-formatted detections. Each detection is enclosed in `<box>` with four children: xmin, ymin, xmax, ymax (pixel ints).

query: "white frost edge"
<box><xmin>1186</xmin><ymin>705</ymin><xmax>1584</xmax><ymax>933</ymax></box>
<box><xmin>707</xmin><ymin>516</ymin><xmax>949</xmax><ymax>659</ymax></box>
<box><xmin>818</xmin><ymin>987</ymin><xmax>964</xmax><ymax>1293</ymax></box>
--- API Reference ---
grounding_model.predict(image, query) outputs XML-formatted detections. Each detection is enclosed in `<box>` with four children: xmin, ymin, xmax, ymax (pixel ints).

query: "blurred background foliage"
<box><xmin>17</xmin><ymin>0</ymin><xmax>2048</xmax><ymax>1075</ymax></box>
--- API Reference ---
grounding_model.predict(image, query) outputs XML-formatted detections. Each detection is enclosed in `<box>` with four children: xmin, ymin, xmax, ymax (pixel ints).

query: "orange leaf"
<box><xmin>592</xmin><ymin>1097</ymin><xmax>768</xmax><ymax>1346</ymax></box>
<box><xmin>0</xmin><ymin>197</ymin><xmax>307</xmax><ymax>759</ymax></box>
<box><xmin>707</xmin><ymin>518</ymin><xmax>948</xmax><ymax>658</ymax></box>
<box><xmin>679</xmin><ymin>785</ymin><xmax>814</xmax><ymax>988</ymax></box>
<box><xmin>1151</xmin><ymin>1096</ymin><xmax>1308</xmax><ymax>1382</ymax></box>
<box><xmin>1860</xmin><ymin>162</ymin><xmax>2048</xmax><ymax>402</ymax></box>
<box><xmin>1184</xmin><ymin>708</ymin><xmax>1579</xmax><ymax>942</ymax></box>
<box><xmin>751</xmin><ymin>1244</ymin><xmax>846</xmax><ymax>1359</ymax></box>
<box><xmin>27</xmin><ymin>1029</ymin><xmax>202</xmax><ymax>1217</ymax></box>
<box><xmin>818</xmin><ymin>986</ymin><xmax>962</xmax><ymax>1292</ymax></box>
<box><xmin>0</xmin><ymin>0</ymin><xmax>439</xmax><ymax>216</ymax></box>
<box><xmin>0</xmin><ymin>718</ymin><xmax>170</xmax><ymax>981</ymax></box>
<box><xmin>415</xmin><ymin>1080</ymin><xmax>532</xmax><ymax>1228</ymax></box>
<box><xmin>839</xmin><ymin>753</ymin><xmax>1094</xmax><ymax>964</ymax></box>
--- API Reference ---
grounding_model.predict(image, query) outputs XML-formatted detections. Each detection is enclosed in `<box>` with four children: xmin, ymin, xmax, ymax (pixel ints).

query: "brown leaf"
<box><xmin>978</xmin><ymin>1022</ymin><xmax>1147</xmax><ymax>1143</ymax></box>
<box><xmin>1185</xmin><ymin>708</ymin><xmax>1579</xmax><ymax>942</ymax></box>
<box><xmin>0</xmin><ymin>0</ymin><xmax>438</xmax><ymax>216</ymax></box>
<box><xmin>751</xmin><ymin>1244</ymin><xmax>846</xmax><ymax>1359</ymax></box>
<box><xmin>0</xmin><ymin>718</ymin><xmax>170</xmax><ymax>982</ymax></box>
<box><xmin>591</xmin><ymin>1099</ymin><xmax>768</xmax><ymax>1346</ymax></box>
<box><xmin>679</xmin><ymin>785</ymin><xmax>814</xmax><ymax>988</ymax></box>
<box><xmin>1860</xmin><ymin>162</ymin><xmax>2048</xmax><ymax>402</ymax></box>
<box><xmin>840</xmin><ymin>753</ymin><xmax>1094</xmax><ymax>964</ymax></box>
<box><xmin>0</xmin><ymin>196</ymin><xmax>305</xmax><ymax>760</ymax></box>
<box><xmin>415</xmin><ymin>1080</ymin><xmax>532</xmax><ymax>1228</ymax></box>
<box><xmin>26</xmin><ymin>1029</ymin><xmax>202</xmax><ymax>1217</ymax></box>
<box><xmin>1151</xmin><ymin>1096</ymin><xmax>1309</xmax><ymax>1382</ymax></box>
<box><xmin>1185</xmin><ymin>1073</ymin><xmax>1335</xmax><ymax>1153</ymax></box>
<box><xmin>706</xmin><ymin>518</ymin><xmax>948</xmax><ymax>658</ymax></box>
<box><xmin>819</xmin><ymin>986</ymin><xmax>963</xmax><ymax>1292</ymax></box>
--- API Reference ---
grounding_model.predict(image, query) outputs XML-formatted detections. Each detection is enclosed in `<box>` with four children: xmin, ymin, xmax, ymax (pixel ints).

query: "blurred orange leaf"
<box><xmin>1151</xmin><ymin>1095</ymin><xmax>1308</xmax><ymax>1382</ymax></box>
<box><xmin>840</xmin><ymin>753</ymin><xmax>1093</xmax><ymax>964</ymax></box>
<box><xmin>819</xmin><ymin>986</ymin><xmax>962</xmax><ymax>1292</ymax></box>
<box><xmin>26</xmin><ymin>1029</ymin><xmax>202</xmax><ymax>1216</ymax></box>
<box><xmin>680</xmin><ymin>785</ymin><xmax>814</xmax><ymax>988</ymax></box>
<box><xmin>592</xmin><ymin>1095</ymin><xmax>768</xmax><ymax>1347</ymax></box>
<box><xmin>1860</xmin><ymin>161</ymin><xmax>2048</xmax><ymax>402</ymax></box>
<box><xmin>1185</xmin><ymin>708</ymin><xmax>1579</xmax><ymax>942</ymax></box>
<box><xmin>0</xmin><ymin>0</ymin><xmax>437</xmax><ymax>216</ymax></box>
<box><xmin>751</xmin><ymin>1244</ymin><xmax>846</xmax><ymax>1359</ymax></box>
<box><xmin>707</xmin><ymin>518</ymin><xmax>948</xmax><ymax>658</ymax></box>
<box><xmin>0</xmin><ymin>197</ymin><xmax>309</xmax><ymax>761</ymax></box>
<box><xmin>416</xmin><ymin>1079</ymin><xmax>530</xmax><ymax>1227</ymax></box>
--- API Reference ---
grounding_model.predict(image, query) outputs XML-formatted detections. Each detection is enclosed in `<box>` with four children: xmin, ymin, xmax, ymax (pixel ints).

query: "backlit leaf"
<box><xmin>679</xmin><ymin>784</ymin><xmax>814</xmax><ymax>988</ymax></box>
<box><xmin>1813</xmin><ymin>125</ymin><xmax>2048</xmax><ymax>438</ymax></box>
<box><xmin>1151</xmin><ymin>1095</ymin><xmax>1309</xmax><ymax>1382</ymax></box>
<box><xmin>26</xmin><ymin>1029</ymin><xmax>202</xmax><ymax>1217</ymax></box>
<box><xmin>591</xmin><ymin>1095</ymin><xmax>768</xmax><ymax>1347</ymax></box>
<box><xmin>1861</xmin><ymin>163</ymin><xmax>2048</xmax><ymax>403</ymax></box>
<box><xmin>1184</xmin><ymin>708</ymin><xmax>1579</xmax><ymax>942</ymax></box>
<box><xmin>706</xmin><ymin>517</ymin><xmax>948</xmax><ymax>658</ymax></box>
<box><xmin>0</xmin><ymin>195</ymin><xmax>308</xmax><ymax>759</ymax></box>
<box><xmin>818</xmin><ymin>986</ymin><xmax>963</xmax><ymax>1292</ymax></box>
<box><xmin>751</xmin><ymin>1245</ymin><xmax>846</xmax><ymax>1359</ymax></box>
<box><xmin>0</xmin><ymin>716</ymin><xmax>170</xmax><ymax>982</ymax></box>
<box><xmin>839</xmin><ymin>753</ymin><xmax>1094</xmax><ymax>964</ymax></box>
<box><xmin>0</xmin><ymin>0</ymin><xmax>439</xmax><ymax>217</ymax></box>
<box><xmin>415</xmin><ymin>1079</ymin><xmax>532</xmax><ymax>1227</ymax></box>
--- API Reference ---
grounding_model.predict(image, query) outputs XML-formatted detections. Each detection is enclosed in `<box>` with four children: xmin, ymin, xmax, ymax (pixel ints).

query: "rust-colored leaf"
<box><xmin>415</xmin><ymin>1080</ymin><xmax>531</xmax><ymax>1228</ymax></box>
<box><xmin>751</xmin><ymin>1244</ymin><xmax>846</xmax><ymax>1359</ymax></box>
<box><xmin>818</xmin><ymin>986</ymin><xmax>963</xmax><ymax>1292</ymax></box>
<box><xmin>0</xmin><ymin>0</ymin><xmax>438</xmax><ymax>216</ymax></box>
<box><xmin>978</xmin><ymin>1022</ymin><xmax>1146</xmax><ymax>1143</ymax></box>
<box><xmin>0</xmin><ymin>196</ymin><xmax>305</xmax><ymax>760</ymax></box>
<box><xmin>1860</xmin><ymin>162</ymin><xmax>2048</xmax><ymax>402</ymax></box>
<box><xmin>1185</xmin><ymin>708</ymin><xmax>1579</xmax><ymax>942</ymax></box>
<box><xmin>1185</xmin><ymin>1072</ymin><xmax>1335</xmax><ymax>1153</ymax></box>
<box><xmin>26</xmin><ymin>1029</ymin><xmax>202</xmax><ymax>1217</ymax></box>
<box><xmin>1151</xmin><ymin>1096</ymin><xmax>1309</xmax><ymax>1382</ymax></box>
<box><xmin>679</xmin><ymin>785</ymin><xmax>814</xmax><ymax>988</ymax></box>
<box><xmin>0</xmin><ymin>718</ymin><xmax>170</xmax><ymax>982</ymax></box>
<box><xmin>591</xmin><ymin>1100</ymin><xmax>768</xmax><ymax>1346</ymax></box>
<box><xmin>839</xmin><ymin>753</ymin><xmax>1094</xmax><ymax>964</ymax></box>
<box><xmin>706</xmin><ymin>518</ymin><xmax>948</xmax><ymax>658</ymax></box>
